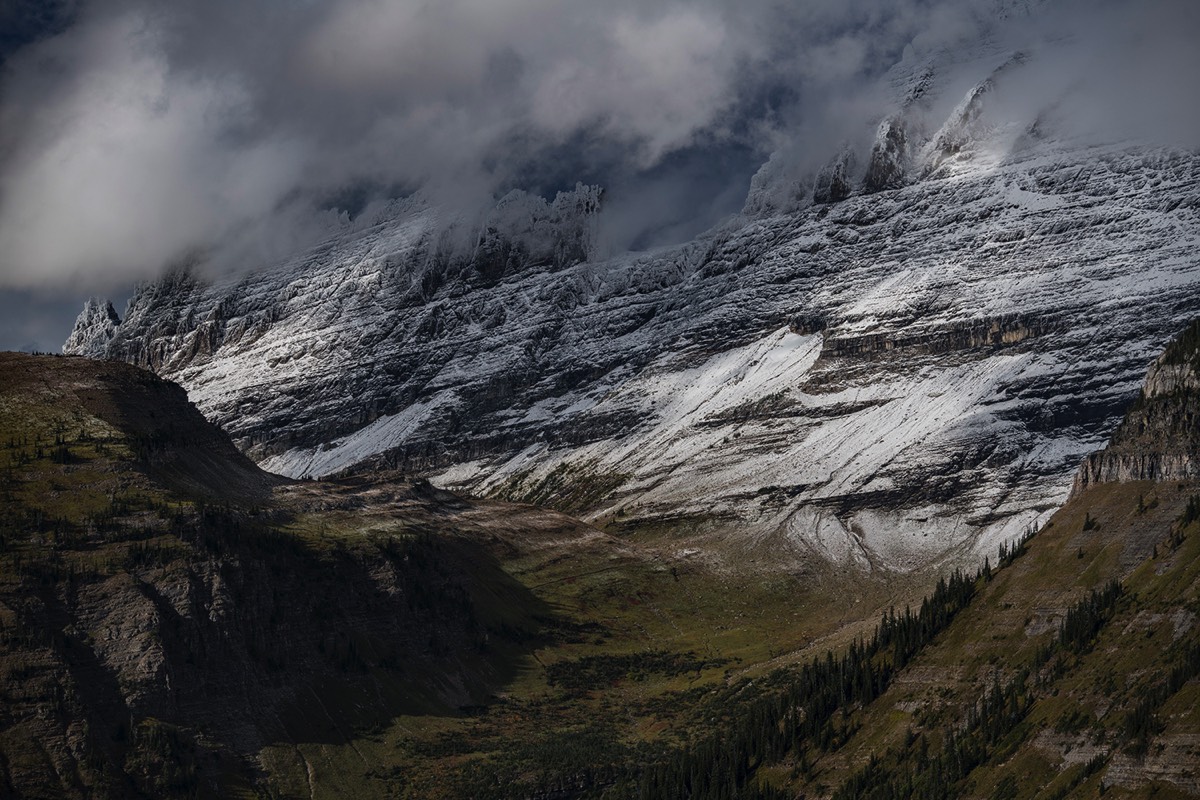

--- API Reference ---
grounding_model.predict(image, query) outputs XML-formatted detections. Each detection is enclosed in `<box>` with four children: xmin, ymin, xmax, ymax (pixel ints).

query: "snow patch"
<box><xmin>261</xmin><ymin>391</ymin><xmax>458</xmax><ymax>478</ymax></box>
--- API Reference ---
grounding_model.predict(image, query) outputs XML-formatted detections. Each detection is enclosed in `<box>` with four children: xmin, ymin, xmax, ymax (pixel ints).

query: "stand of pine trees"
<box><xmin>1058</xmin><ymin>580</ymin><xmax>1121</xmax><ymax>653</ymax></box>
<box><xmin>828</xmin><ymin>579</ymin><xmax>1136</xmax><ymax>799</ymax></box>
<box><xmin>830</xmin><ymin>671</ymin><xmax>1036</xmax><ymax>800</ymax></box>
<box><xmin>605</xmin><ymin>570</ymin><xmax>982</xmax><ymax>800</ymax></box>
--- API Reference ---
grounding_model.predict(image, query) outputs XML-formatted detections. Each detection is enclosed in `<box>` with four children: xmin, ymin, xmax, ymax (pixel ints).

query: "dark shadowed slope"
<box><xmin>0</xmin><ymin>353</ymin><xmax>604</xmax><ymax>798</ymax></box>
<box><xmin>0</xmin><ymin>352</ymin><xmax>283</xmax><ymax>505</ymax></box>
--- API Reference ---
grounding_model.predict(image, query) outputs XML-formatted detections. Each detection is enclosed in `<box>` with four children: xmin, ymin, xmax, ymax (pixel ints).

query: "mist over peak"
<box><xmin>0</xmin><ymin>0</ymin><xmax>1195</xmax><ymax>300</ymax></box>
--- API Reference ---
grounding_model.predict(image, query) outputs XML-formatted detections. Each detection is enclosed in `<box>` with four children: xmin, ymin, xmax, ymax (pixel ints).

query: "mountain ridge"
<box><xmin>65</xmin><ymin>42</ymin><xmax>1200</xmax><ymax>571</ymax></box>
<box><xmin>1074</xmin><ymin>318</ymin><xmax>1200</xmax><ymax>492</ymax></box>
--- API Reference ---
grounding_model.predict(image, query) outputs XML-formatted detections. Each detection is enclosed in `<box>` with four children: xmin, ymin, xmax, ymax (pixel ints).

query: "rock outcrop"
<box><xmin>862</xmin><ymin>115</ymin><xmax>912</xmax><ymax>193</ymax></box>
<box><xmin>812</xmin><ymin>147</ymin><xmax>857</xmax><ymax>204</ymax></box>
<box><xmin>1073</xmin><ymin>319</ymin><xmax>1200</xmax><ymax>493</ymax></box>
<box><xmin>63</xmin><ymin>298</ymin><xmax>120</xmax><ymax>358</ymax></box>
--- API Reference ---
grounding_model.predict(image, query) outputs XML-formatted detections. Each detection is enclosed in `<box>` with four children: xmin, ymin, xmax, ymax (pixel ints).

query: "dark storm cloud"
<box><xmin>0</xmin><ymin>0</ymin><xmax>79</xmax><ymax>65</ymax></box>
<box><xmin>0</xmin><ymin>0</ymin><xmax>1195</xmax><ymax>299</ymax></box>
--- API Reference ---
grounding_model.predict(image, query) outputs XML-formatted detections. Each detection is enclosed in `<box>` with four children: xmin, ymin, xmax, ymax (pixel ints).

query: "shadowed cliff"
<box><xmin>0</xmin><ymin>353</ymin><xmax>589</xmax><ymax>798</ymax></box>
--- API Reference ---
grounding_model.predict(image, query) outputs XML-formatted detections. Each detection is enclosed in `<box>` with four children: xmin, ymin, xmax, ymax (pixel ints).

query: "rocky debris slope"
<box><xmin>66</xmin><ymin>47</ymin><xmax>1200</xmax><ymax>571</ymax></box>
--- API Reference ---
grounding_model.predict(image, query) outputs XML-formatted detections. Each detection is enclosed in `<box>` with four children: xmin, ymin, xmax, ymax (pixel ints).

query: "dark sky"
<box><xmin>0</xmin><ymin>0</ymin><xmax>1197</xmax><ymax>352</ymax></box>
<box><xmin>0</xmin><ymin>291</ymin><xmax>93</xmax><ymax>353</ymax></box>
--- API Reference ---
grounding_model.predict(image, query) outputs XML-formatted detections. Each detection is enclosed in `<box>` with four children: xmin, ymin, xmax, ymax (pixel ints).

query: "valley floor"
<box><xmin>258</xmin><ymin>479</ymin><xmax>1200</xmax><ymax>800</ymax></box>
<box><xmin>1</xmin><ymin>353</ymin><xmax>1197</xmax><ymax>800</ymax></box>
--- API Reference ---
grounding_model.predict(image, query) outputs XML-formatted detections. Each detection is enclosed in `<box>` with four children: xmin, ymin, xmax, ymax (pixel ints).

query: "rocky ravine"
<box><xmin>66</xmin><ymin>45</ymin><xmax>1200</xmax><ymax>572</ymax></box>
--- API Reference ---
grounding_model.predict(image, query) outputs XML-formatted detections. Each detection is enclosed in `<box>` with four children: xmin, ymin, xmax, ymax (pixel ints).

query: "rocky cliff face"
<box><xmin>65</xmin><ymin>44</ymin><xmax>1200</xmax><ymax>571</ymax></box>
<box><xmin>1073</xmin><ymin>319</ymin><xmax>1200</xmax><ymax>493</ymax></box>
<box><xmin>63</xmin><ymin>298</ymin><xmax>120</xmax><ymax>358</ymax></box>
<box><xmin>2</xmin><ymin>507</ymin><xmax>530</xmax><ymax>796</ymax></box>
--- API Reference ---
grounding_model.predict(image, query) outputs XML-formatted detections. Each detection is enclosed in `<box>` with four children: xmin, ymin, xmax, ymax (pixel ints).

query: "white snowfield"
<box><xmin>66</xmin><ymin>43</ymin><xmax>1200</xmax><ymax>572</ymax></box>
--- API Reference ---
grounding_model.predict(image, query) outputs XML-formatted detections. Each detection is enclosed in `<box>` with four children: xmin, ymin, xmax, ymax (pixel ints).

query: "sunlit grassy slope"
<box><xmin>764</xmin><ymin>479</ymin><xmax>1200</xmax><ymax>799</ymax></box>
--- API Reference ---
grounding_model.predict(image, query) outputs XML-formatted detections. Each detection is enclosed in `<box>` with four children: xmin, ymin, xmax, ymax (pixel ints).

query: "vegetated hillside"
<box><xmin>0</xmin><ymin>353</ymin><xmax>608</xmax><ymax>798</ymax></box>
<box><xmin>578</xmin><ymin>324</ymin><xmax>1200</xmax><ymax>800</ymax></box>
<box><xmin>775</xmin><ymin>479</ymin><xmax>1200</xmax><ymax>799</ymax></box>
<box><xmin>0</xmin><ymin>350</ymin><xmax>281</xmax><ymax>505</ymax></box>
<box><xmin>9</xmin><ymin>324</ymin><xmax>1198</xmax><ymax>800</ymax></box>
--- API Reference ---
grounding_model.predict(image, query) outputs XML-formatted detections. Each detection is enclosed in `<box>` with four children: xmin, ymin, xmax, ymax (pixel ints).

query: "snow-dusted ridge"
<box><xmin>67</xmin><ymin>48</ymin><xmax>1200</xmax><ymax>572</ymax></box>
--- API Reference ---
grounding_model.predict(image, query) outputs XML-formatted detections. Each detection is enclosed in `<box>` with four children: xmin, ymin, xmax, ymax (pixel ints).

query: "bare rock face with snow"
<box><xmin>63</xmin><ymin>298</ymin><xmax>121</xmax><ymax>358</ymax></box>
<box><xmin>863</xmin><ymin>116</ymin><xmax>913</xmax><ymax>194</ymax></box>
<box><xmin>66</xmin><ymin>48</ymin><xmax>1200</xmax><ymax>573</ymax></box>
<box><xmin>813</xmin><ymin>148</ymin><xmax>858</xmax><ymax>205</ymax></box>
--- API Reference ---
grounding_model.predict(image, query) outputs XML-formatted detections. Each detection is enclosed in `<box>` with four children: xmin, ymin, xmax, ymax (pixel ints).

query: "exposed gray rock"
<box><xmin>63</xmin><ymin>297</ymin><xmax>120</xmax><ymax>358</ymax></box>
<box><xmin>1104</xmin><ymin>736</ymin><xmax>1200</xmax><ymax>795</ymax></box>
<box><xmin>1072</xmin><ymin>319</ymin><xmax>1200</xmax><ymax>494</ymax></box>
<box><xmin>863</xmin><ymin>115</ymin><xmax>912</xmax><ymax>193</ymax></box>
<box><xmin>66</xmin><ymin>51</ymin><xmax>1200</xmax><ymax>572</ymax></box>
<box><xmin>813</xmin><ymin>148</ymin><xmax>857</xmax><ymax>204</ymax></box>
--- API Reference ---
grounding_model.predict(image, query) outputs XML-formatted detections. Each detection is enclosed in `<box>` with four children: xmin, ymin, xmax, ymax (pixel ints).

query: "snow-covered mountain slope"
<box><xmin>66</xmin><ymin>53</ymin><xmax>1200</xmax><ymax>572</ymax></box>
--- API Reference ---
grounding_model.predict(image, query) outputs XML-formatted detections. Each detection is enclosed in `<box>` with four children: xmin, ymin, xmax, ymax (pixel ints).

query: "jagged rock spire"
<box><xmin>63</xmin><ymin>297</ymin><xmax>120</xmax><ymax>358</ymax></box>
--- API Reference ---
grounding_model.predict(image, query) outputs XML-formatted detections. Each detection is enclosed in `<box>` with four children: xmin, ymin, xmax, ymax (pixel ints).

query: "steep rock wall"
<box><xmin>1073</xmin><ymin>319</ymin><xmax>1200</xmax><ymax>493</ymax></box>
